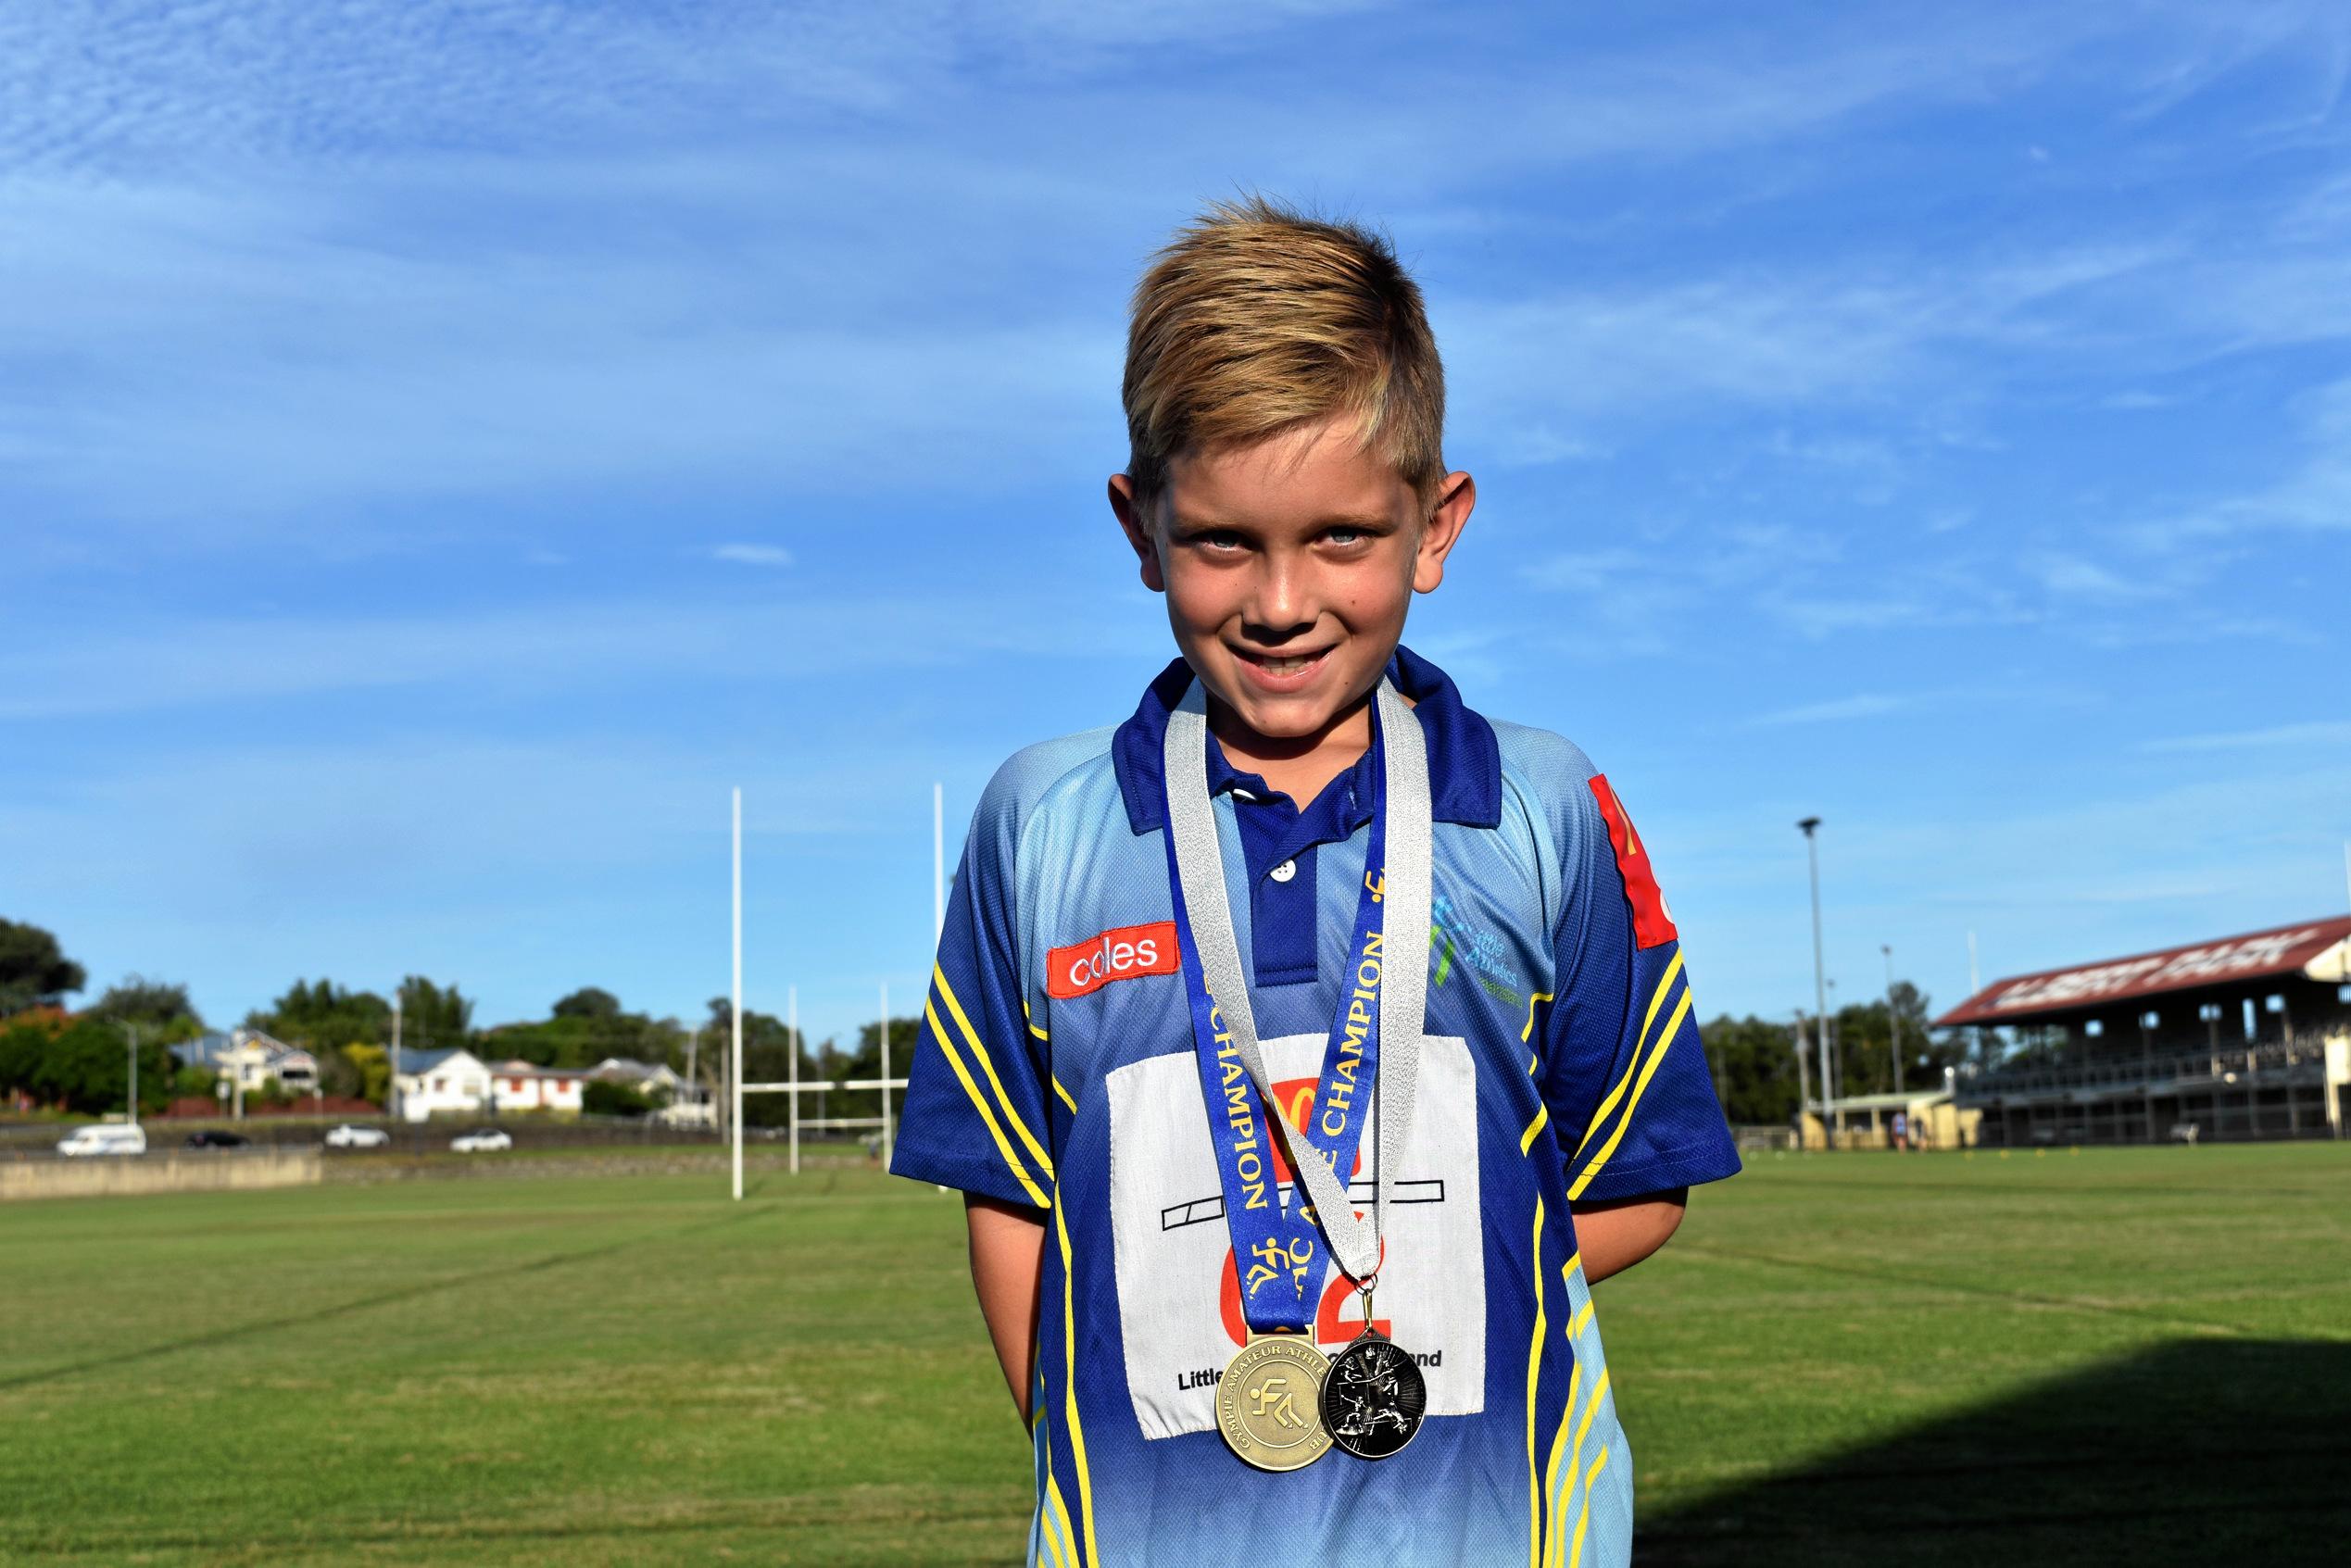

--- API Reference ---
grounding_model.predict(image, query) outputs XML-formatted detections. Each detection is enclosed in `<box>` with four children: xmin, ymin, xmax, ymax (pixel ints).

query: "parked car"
<box><xmin>184</xmin><ymin>1130</ymin><xmax>250</xmax><ymax>1149</ymax></box>
<box><xmin>450</xmin><ymin>1128</ymin><xmax>512</xmax><ymax>1153</ymax></box>
<box><xmin>324</xmin><ymin>1123</ymin><xmax>391</xmax><ymax>1149</ymax></box>
<box><xmin>57</xmin><ymin>1123</ymin><xmax>147</xmax><ymax>1158</ymax></box>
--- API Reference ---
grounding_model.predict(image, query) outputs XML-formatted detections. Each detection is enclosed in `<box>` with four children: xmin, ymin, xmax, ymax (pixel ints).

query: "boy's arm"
<box><xmin>1537</xmin><ymin>771</ymin><xmax>1741</xmax><ymax>1260</ymax></box>
<box><xmin>1570</xmin><ymin>1187</ymin><xmax>1687</xmax><ymax>1284</ymax></box>
<box><xmin>965</xmin><ymin>1194</ymin><xmax>1048</xmax><ymax>1422</ymax></box>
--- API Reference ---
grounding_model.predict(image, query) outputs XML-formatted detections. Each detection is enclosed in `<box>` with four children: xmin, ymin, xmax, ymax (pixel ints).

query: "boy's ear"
<box><xmin>1412</xmin><ymin>470</ymin><xmax>1476</xmax><ymax>595</ymax></box>
<box><xmin>1108</xmin><ymin>473</ymin><xmax>1166</xmax><ymax>594</ymax></box>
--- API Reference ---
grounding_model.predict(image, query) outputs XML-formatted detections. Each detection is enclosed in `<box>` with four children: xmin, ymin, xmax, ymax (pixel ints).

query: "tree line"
<box><xmin>7</xmin><ymin>913</ymin><xmax>1983</xmax><ymax>1128</ymax></box>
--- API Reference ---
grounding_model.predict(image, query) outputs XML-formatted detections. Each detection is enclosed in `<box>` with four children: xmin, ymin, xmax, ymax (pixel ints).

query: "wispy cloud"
<box><xmin>709</xmin><ymin>544</ymin><xmax>794</xmax><ymax>568</ymax></box>
<box><xmin>2141</xmin><ymin>720</ymin><xmax>2351</xmax><ymax>754</ymax></box>
<box><xmin>1742</xmin><ymin>693</ymin><xmax>1909</xmax><ymax>728</ymax></box>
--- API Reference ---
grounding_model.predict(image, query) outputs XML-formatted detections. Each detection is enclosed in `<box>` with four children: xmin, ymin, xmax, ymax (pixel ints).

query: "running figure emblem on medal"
<box><xmin>1217</xmin><ymin>1333</ymin><xmax>1333</xmax><ymax>1473</ymax></box>
<box><xmin>1320</xmin><ymin>1283</ymin><xmax>1427</xmax><ymax>1460</ymax></box>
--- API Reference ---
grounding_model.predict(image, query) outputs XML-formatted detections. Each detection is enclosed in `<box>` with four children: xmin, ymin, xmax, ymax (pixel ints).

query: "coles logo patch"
<box><xmin>1588</xmin><ymin>774</ymin><xmax>1679</xmax><ymax>949</ymax></box>
<box><xmin>1046</xmin><ymin>922</ymin><xmax>1180</xmax><ymax>999</ymax></box>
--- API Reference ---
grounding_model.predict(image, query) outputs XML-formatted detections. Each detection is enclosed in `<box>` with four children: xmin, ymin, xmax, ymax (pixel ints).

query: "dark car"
<box><xmin>184</xmin><ymin>1130</ymin><xmax>251</xmax><ymax>1149</ymax></box>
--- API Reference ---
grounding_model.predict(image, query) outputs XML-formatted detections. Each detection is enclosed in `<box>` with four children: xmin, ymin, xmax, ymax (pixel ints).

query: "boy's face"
<box><xmin>1110</xmin><ymin>415</ymin><xmax>1474</xmax><ymax>749</ymax></box>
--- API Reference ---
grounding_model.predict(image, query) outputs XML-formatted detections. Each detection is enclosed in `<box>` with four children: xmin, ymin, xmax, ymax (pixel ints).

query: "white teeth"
<box><xmin>1257</xmin><ymin>655</ymin><xmax>1315</xmax><ymax>674</ymax></box>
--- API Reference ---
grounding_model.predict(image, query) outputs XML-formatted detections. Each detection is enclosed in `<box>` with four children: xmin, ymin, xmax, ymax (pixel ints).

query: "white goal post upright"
<box><xmin>787</xmin><ymin>984</ymin><xmax>798</xmax><ymax>1174</ymax></box>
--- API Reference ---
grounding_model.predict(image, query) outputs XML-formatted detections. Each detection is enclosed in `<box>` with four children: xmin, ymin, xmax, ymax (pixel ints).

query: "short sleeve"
<box><xmin>1535</xmin><ymin>772</ymin><xmax>1740</xmax><ymax>1204</ymax></box>
<box><xmin>889</xmin><ymin>763</ymin><xmax>1057</xmax><ymax>1210</ymax></box>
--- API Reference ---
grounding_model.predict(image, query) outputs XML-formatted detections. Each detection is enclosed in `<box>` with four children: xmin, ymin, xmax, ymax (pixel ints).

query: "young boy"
<box><xmin>891</xmin><ymin>198</ymin><xmax>1740</xmax><ymax>1567</ymax></box>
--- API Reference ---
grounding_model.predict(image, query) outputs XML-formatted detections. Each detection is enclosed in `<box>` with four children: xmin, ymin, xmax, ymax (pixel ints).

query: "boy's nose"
<box><xmin>1242</xmin><ymin>554</ymin><xmax>1314</xmax><ymax>640</ymax></box>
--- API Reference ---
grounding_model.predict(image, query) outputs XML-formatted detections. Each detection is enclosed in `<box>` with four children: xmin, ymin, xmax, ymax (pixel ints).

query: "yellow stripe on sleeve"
<box><xmin>1538</xmin><ymin>1363</ymin><xmax>1582</xmax><ymax>1568</ymax></box>
<box><xmin>1521</xmin><ymin>991</ymin><xmax>1556</xmax><ymax>1043</ymax></box>
<box><xmin>1568</xmin><ymin>986</ymin><xmax>1694</xmax><ymax>1201</ymax></box>
<box><xmin>1520</xmin><ymin>1101</ymin><xmax>1550</xmax><ymax>1156</ymax></box>
<box><xmin>923</xmin><ymin>999</ymin><xmax>1047</xmax><ymax>1207</ymax></box>
<box><xmin>1570</xmin><ymin>953</ymin><xmax>1684</xmax><ymax>1162</ymax></box>
<box><xmin>1525</xmin><ymin>1197</ymin><xmax>1547</xmax><ymax>1568</ymax></box>
<box><xmin>1043</xmin><ymin>1474</ymin><xmax>1079</xmax><ymax>1568</ymax></box>
<box><xmin>937</xmin><ymin>966</ymin><xmax>1054</xmax><ymax>1179</ymax></box>
<box><xmin>1054</xmin><ymin>1192</ymin><xmax>1100</xmax><ymax>1568</ymax></box>
<box><xmin>1547</xmin><ymin>1367</ymin><xmax>1613</xmax><ymax>1564</ymax></box>
<box><xmin>1568</xmin><ymin>1446</ymin><xmax>1611</xmax><ymax>1568</ymax></box>
<box><xmin>1051</xmin><ymin>1076</ymin><xmax>1077</xmax><ymax>1114</ymax></box>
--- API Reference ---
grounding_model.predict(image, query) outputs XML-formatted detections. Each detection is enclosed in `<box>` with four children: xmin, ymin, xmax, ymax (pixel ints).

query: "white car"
<box><xmin>449</xmin><ymin>1128</ymin><xmax>512</xmax><ymax>1153</ymax></box>
<box><xmin>57</xmin><ymin>1123</ymin><xmax>147</xmax><ymax>1158</ymax></box>
<box><xmin>324</xmin><ymin>1124</ymin><xmax>391</xmax><ymax>1149</ymax></box>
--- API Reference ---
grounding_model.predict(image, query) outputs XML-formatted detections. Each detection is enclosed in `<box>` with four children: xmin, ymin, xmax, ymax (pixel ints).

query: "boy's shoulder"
<box><xmin>970</xmin><ymin>726</ymin><xmax>1123</xmax><ymax>842</ymax></box>
<box><xmin>1485</xmin><ymin>715</ymin><xmax>1603</xmax><ymax>797</ymax></box>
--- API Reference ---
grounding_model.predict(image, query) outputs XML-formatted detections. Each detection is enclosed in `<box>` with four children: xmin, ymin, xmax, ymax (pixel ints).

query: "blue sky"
<box><xmin>6</xmin><ymin>1</ymin><xmax>2348</xmax><ymax>1051</ymax></box>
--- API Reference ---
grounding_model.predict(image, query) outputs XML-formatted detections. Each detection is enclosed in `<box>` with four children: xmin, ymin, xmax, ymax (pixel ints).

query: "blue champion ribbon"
<box><xmin>1160</xmin><ymin>702</ymin><xmax>1391</xmax><ymax>1336</ymax></box>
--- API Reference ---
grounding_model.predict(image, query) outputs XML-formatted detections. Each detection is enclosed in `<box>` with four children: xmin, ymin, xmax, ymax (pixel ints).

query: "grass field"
<box><xmin>4</xmin><ymin>1144</ymin><xmax>2348</xmax><ymax>1566</ymax></box>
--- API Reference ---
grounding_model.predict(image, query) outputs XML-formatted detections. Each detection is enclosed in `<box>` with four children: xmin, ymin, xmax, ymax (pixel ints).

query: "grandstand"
<box><xmin>1938</xmin><ymin>916</ymin><xmax>2351</xmax><ymax>1147</ymax></box>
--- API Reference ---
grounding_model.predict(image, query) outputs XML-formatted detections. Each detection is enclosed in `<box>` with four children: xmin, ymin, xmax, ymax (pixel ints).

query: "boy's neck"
<box><xmin>1205</xmin><ymin>687</ymin><xmax>1376</xmax><ymax>809</ymax></box>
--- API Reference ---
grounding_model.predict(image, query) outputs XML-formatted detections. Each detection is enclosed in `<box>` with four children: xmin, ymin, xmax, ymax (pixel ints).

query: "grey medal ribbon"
<box><xmin>1163</xmin><ymin>677</ymin><xmax>1434</xmax><ymax>1284</ymax></box>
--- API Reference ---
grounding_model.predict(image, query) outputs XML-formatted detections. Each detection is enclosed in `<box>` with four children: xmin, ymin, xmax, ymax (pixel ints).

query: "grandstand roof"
<box><xmin>1935</xmin><ymin>915</ymin><xmax>2351</xmax><ymax>1027</ymax></box>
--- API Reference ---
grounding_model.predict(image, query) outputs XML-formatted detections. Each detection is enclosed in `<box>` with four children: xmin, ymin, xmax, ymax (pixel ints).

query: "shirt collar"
<box><xmin>1112</xmin><ymin>643</ymin><xmax>1503</xmax><ymax>835</ymax></box>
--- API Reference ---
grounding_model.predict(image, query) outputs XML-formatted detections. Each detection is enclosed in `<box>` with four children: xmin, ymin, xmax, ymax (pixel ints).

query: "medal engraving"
<box><xmin>1322</xmin><ymin>1330</ymin><xmax>1427</xmax><ymax>1460</ymax></box>
<box><xmin>1216</xmin><ymin>1336</ymin><xmax>1333</xmax><ymax>1472</ymax></box>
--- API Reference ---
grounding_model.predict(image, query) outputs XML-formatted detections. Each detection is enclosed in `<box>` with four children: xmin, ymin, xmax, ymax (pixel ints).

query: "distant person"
<box><xmin>1890</xmin><ymin>1109</ymin><xmax>1908</xmax><ymax>1151</ymax></box>
<box><xmin>891</xmin><ymin>199</ymin><xmax>1741</xmax><ymax>1567</ymax></box>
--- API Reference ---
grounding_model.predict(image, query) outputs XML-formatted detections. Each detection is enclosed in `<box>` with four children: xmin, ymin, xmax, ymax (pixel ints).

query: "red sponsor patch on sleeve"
<box><xmin>1045</xmin><ymin>921</ymin><xmax>1181</xmax><ymax>999</ymax></box>
<box><xmin>1588</xmin><ymin>774</ymin><xmax>1679</xmax><ymax>949</ymax></box>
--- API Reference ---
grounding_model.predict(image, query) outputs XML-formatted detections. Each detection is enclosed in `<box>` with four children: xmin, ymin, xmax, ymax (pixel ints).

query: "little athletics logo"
<box><xmin>1178</xmin><ymin>1347</ymin><xmax>1441</xmax><ymax>1392</ymax></box>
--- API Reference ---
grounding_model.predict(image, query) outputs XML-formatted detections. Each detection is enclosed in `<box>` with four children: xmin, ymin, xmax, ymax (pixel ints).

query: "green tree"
<box><xmin>832</xmin><ymin>1015</ymin><xmax>922</xmax><ymax>1122</ymax></box>
<box><xmin>248</xmin><ymin>979</ymin><xmax>392</xmax><ymax>1055</ymax></box>
<box><xmin>582</xmin><ymin>1078</ymin><xmax>654</xmax><ymax>1117</ymax></box>
<box><xmin>87</xmin><ymin>975</ymin><xmax>206</xmax><ymax>1044</ymax></box>
<box><xmin>552</xmin><ymin>986</ymin><xmax>622</xmax><ymax>1021</ymax></box>
<box><xmin>0</xmin><ymin>919</ymin><xmax>84</xmax><ymax>1018</ymax></box>
<box><xmin>396</xmin><ymin>976</ymin><xmax>474</xmax><ymax>1049</ymax></box>
<box><xmin>0</xmin><ymin>1015</ymin><xmax>58</xmax><ymax>1104</ymax></box>
<box><xmin>1697</xmin><ymin>1014</ymin><xmax>1806</xmax><ymax>1125</ymax></box>
<box><xmin>340</xmin><ymin>1043</ymin><xmax>391</xmax><ymax>1105</ymax></box>
<box><xmin>1826</xmin><ymin>982</ymin><xmax>1963</xmax><ymax>1099</ymax></box>
<box><xmin>25</xmin><ymin>1016</ymin><xmax>170</xmax><ymax>1116</ymax></box>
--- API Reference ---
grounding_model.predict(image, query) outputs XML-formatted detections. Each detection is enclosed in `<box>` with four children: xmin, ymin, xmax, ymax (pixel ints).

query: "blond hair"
<box><xmin>1122</xmin><ymin>197</ymin><xmax>1446</xmax><ymax>508</ymax></box>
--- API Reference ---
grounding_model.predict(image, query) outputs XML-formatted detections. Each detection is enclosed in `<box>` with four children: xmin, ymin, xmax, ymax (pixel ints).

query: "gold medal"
<box><xmin>1215</xmin><ymin>1333</ymin><xmax>1332</xmax><ymax>1473</ymax></box>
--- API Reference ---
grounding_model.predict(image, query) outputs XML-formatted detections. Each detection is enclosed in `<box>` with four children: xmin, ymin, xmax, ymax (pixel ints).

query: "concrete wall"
<box><xmin>0</xmin><ymin>1148</ymin><xmax>322</xmax><ymax>1202</ymax></box>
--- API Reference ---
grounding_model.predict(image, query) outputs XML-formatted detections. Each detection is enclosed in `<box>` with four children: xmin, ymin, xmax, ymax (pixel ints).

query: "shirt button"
<box><xmin>1269</xmin><ymin>859</ymin><xmax>1297</xmax><ymax>884</ymax></box>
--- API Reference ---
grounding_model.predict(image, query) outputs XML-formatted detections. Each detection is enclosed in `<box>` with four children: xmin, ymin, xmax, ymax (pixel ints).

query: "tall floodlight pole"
<box><xmin>389</xmin><ymin>997</ymin><xmax>402</xmax><ymax>1127</ymax></box>
<box><xmin>934</xmin><ymin>783</ymin><xmax>947</xmax><ymax>942</ymax></box>
<box><xmin>1797</xmin><ymin>818</ymin><xmax>1838</xmax><ymax>1140</ymax></box>
<box><xmin>787</xmin><ymin>985</ymin><xmax>800</xmax><ymax>1175</ymax></box>
<box><xmin>732</xmin><ymin>787</ymin><xmax>745</xmax><ymax>1203</ymax></box>
<box><xmin>125</xmin><ymin>1022</ymin><xmax>139</xmax><ymax>1126</ymax></box>
<box><xmin>878</xmin><ymin>981</ymin><xmax>894</xmax><ymax>1166</ymax></box>
<box><xmin>1882</xmin><ymin>944</ymin><xmax>1904</xmax><ymax>1095</ymax></box>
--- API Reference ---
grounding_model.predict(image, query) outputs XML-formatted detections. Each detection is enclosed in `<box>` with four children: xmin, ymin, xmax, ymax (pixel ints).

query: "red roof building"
<box><xmin>1939</xmin><ymin>915</ymin><xmax>2351</xmax><ymax>1147</ymax></box>
<box><xmin>1937</xmin><ymin>916</ymin><xmax>2351</xmax><ymax>1028</ymax></box>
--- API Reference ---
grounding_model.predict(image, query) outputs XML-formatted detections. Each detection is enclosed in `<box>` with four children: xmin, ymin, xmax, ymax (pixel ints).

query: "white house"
<box><xmin>592</xmin><ymin>1056</ymin><xmax>716</xmax><ymax>1127</ymax></box>
<box><xmin>169</xmin><ymin>1030</ymin><xmax>319</xmax><ymax>1095</ymax></box>
<box><xmin>489</xmin><ymin>1060</ymin><xmax>588</xmax><ymax>1114</ymax></box>
<box><xmin>392</xmin><ymin>1047</ymin><xmax>494</xmax><ymax>1122</ymax></box>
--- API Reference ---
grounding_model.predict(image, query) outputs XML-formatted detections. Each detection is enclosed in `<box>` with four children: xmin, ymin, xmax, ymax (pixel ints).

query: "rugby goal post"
<box><xmin>728</xmin><ymin>785</ymin><xmax>943</xmax><ymax>1198</ymax></box>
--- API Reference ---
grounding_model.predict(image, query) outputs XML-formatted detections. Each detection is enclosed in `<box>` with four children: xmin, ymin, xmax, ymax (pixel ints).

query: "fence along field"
<box><xmin>2</xmin><ymin>1144</ymin><xmax>2346</xmax><ymax>1566</ymax></box>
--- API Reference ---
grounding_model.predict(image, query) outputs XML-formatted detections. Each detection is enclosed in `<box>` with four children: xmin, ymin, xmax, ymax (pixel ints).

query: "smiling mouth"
<box><xmin>1233</xmin><ymin>646</ymin><xmax>1332</xmax><ymax>678</ymax></box>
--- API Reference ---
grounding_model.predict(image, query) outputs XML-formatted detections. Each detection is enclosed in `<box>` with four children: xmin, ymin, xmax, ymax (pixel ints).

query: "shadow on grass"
<box><xmin>1642</xmin><ymin>1339</ymin><xmax>2351</xmax><ymax>1567</ymax></box>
